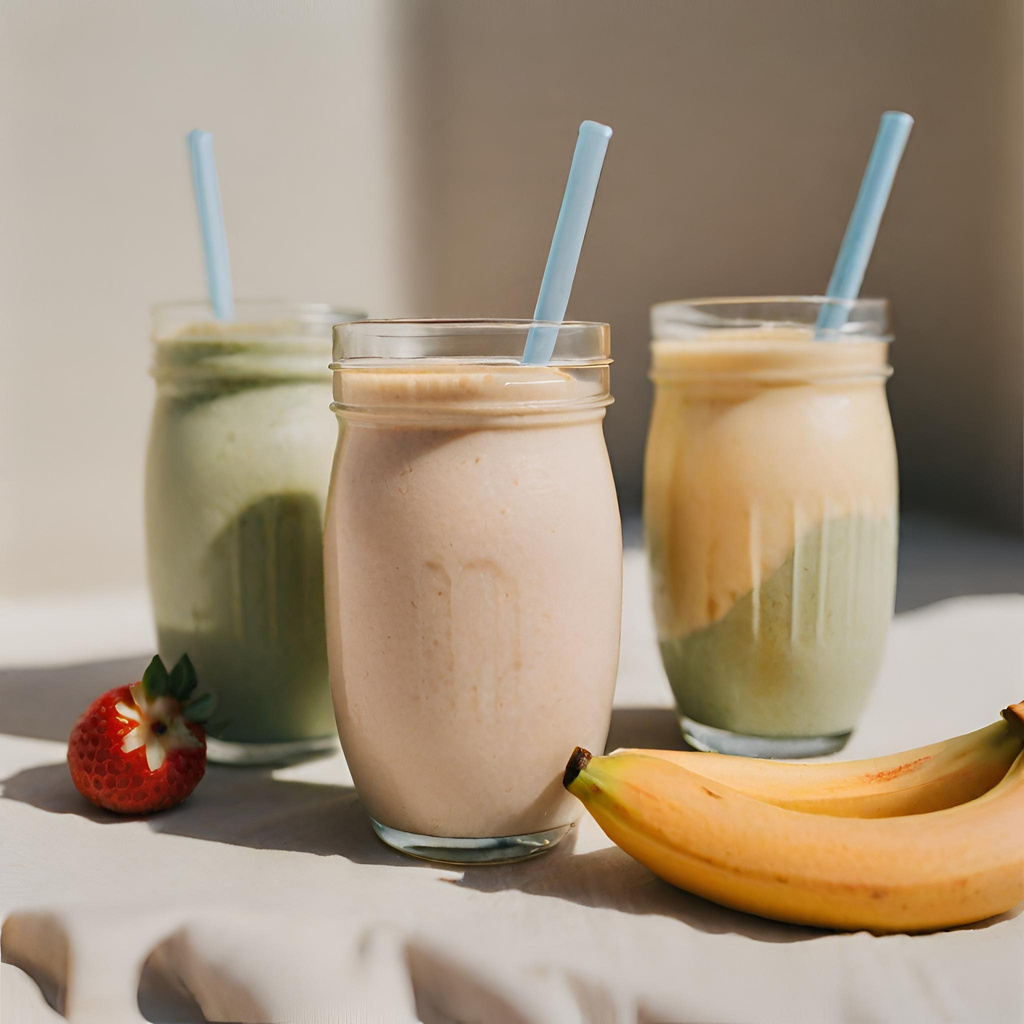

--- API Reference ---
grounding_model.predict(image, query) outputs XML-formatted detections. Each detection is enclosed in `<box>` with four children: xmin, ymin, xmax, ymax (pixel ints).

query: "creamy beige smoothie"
<box><xmin>145</xmin><ymin>302</ymin><xmax>363</xmax><ymax>763</ymax></box>
<box><xmin>645</xmin><ymin>302</ymin><xmax>897</xmax><ymax>756</ymax></box>
<box><xmin>324</xmin><ymin>321</ymin><xmax>621</xmax><ymax>861</ymax></box>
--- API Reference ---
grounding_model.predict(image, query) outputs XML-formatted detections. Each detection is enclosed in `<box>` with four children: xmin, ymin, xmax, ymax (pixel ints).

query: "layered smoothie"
<box><xmin>145</xmin><ymin>303</ymin><xmax>361</xmax><ymax>762</ymax></box>
<box><xmin>324</xmin><ymin>322</ymin><xmax>621</xmax><ymax>859</ymax></box>
<box><xmin>645</xmin><ymin>310</ymin><xmax>897</xmax><ymax>755</ymax></box>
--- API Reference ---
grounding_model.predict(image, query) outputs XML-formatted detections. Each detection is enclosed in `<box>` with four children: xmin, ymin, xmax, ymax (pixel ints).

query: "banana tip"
<box><xmin>563</xmin><ymin>747</ymin><xmax>593</xmax><ymax>789</ymax></box>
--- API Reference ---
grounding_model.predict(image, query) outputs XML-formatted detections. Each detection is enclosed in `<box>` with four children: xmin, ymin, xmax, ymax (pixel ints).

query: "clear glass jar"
<box><xmin>325</xmin><ymin>320</ymin><xmax>622</xmax><ymax>862</ymax></box>
<box><xmin>145</xmin><ymin>300</ymin><xmax>365</xmax><ymax>764</ymax></box>
<box><xmin>645</xmin><ymin>298</ymin><xmax>898</xmax><ymax>757</ymax></box>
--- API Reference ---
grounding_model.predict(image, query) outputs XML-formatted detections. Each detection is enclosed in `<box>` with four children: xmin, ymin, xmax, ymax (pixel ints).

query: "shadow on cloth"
<box><xmin>603</xmin><ymin>705</ymin><xmax>690</xmax><ymax>753</ymax></box>
<box><xmin>0</xmin><ymin>760</ymin><xmax>426</xmax><ymax>869</ymax></box>
<box><xmin>0</xmin><ymin>656</ymin><xmax>151</xmax><ymax>742</ymax></box>
<box><xmin>0</xmin><ymin>656</ymin><xmax>685</xmax><ymax>753</ymax></box>
<box><xmin>0</xmin><ymin>702</ymin><xmax>680</xmax><ymax>865</ymax></box>
<box><xmin>449</xmin><ymin>832</ymin><xmax>827</xmax><ymax>944</ymax></box>
<box><xmin>450</xmin><ymin>832</ymin><xmax>1023</xmax><ymax>942</ymax></box>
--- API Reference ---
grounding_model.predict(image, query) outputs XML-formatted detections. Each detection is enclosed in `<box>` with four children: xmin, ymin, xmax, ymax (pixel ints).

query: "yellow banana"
<box><xmin>564</xmin><ymin>705</ymin><xmax>1024</xmax><ymax>933</ymax></box>
<box><xmin>613</xmin><ymin>706</ymin><xmax>1024</xmax><ymax>817</ymax></box>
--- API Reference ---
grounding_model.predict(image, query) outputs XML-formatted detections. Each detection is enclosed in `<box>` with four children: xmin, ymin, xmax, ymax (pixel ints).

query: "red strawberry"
<box><xmin>67</xmin><ymin>654</ymin><xmax>215</xmax><ymax>814</ymax></box>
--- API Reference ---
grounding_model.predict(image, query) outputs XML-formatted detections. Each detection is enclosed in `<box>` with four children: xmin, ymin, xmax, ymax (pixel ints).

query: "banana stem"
<box><xmin>564</xmin><ymin>747</ymin><xmax>593</xmax><ymax>788</ymax></box>
<box><xmin>1002</xmin><ymin>703</ymin><xmax>1024</xmax><ymax>737</ymax></box>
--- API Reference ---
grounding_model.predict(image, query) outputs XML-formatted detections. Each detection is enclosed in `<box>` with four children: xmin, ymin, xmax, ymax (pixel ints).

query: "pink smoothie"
<box><xmin>323</xmin><ymin>364</ymin><xmax>621</xmax><ymax>839</ymax></box>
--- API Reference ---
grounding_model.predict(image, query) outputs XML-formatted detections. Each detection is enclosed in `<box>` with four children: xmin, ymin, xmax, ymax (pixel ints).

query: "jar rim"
<box><xmin>152</xmin><ymin>299</ymin><xmax>367</xmax><ymax>342</ymax></box>
<box><xmin>337</xmin><ymin>317</ymin><xmax>608</xmax><ymax>328</ymax></box>
<box><xmin>651</xmin><ymin>296</ymin><xmax>892</xmax><ymax>342</ymax></box>
<box><xmin>333</xmin><ymin>318</ymin><xmax>611</xmax><ymax>365</ymax></box>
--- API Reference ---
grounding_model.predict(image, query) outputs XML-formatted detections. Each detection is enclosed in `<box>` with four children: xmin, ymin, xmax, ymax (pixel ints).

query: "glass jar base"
<box><xmin>679</xmin><ymin>715</ymin><xmax>852</xmax><ymax>759</ymax></box>
<box><xmin>370</xmin><ymin>819</ymin><xmax>572</xmax><ymax>865</ymax></box>
<box><xmin>205</xmin><ymin>734</ymin><xmax>339</xmax><ymax>767</ymax></box>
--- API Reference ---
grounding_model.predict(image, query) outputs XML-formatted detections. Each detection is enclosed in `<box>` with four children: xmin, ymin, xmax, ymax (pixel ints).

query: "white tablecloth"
<box><xmin>2</xmin><ymin>550</ymin><xmax>1023</xmax><ymax>1023</ymax></box>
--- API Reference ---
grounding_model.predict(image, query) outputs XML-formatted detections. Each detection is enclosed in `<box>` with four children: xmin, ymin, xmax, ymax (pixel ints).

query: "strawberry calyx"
<box><xmin>117</xmin><ymin>654</ymin><xmax>215</xmax><ymax>771</ymax></box>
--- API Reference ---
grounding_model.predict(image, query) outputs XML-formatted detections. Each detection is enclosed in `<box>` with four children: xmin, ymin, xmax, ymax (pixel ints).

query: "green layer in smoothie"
<box><xmin>659</xmin><ymin>514</ymin><xmax>897</xmax><ymax>738</ymax></box>
<box><xmin>145</xmin><ymin>367</ymin><xmax>338</xmax><ymax>746</ymax></box>
<box><xmin>156</xmin><ymin>492</ymin><xmax>334</xmax><ymax>743</ymax></box>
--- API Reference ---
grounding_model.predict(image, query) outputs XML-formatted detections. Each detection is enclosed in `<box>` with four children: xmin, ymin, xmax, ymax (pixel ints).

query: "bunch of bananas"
<box><xmin>564</xmin><ymin>703</ymin><xmax>1024</xmax><ymax>933</ymax></box>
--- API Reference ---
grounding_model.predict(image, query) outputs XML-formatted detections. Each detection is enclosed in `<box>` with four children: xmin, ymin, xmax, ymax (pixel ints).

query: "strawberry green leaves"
<box><xmin>142</xmin><ymin>653</ymin><xmax>200</xmax><ymax>703</ymax></box>
<box><xmin>169</xmin><ymin>654</ymin><xmax>198</xmax><ymax>701</ymax></box>
<box><xmin>141</xmin><ymin>655</ymin><xmax>170</xmax><ymax>699</ymax></box>
<box><xmin>139</xmin><ymin>653</ymin><xmax>214</xmax><ymax>729</ymax></box>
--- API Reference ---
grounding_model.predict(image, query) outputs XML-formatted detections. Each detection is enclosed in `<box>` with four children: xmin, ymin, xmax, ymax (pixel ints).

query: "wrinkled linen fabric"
<box><xmin>1</xmin><ymin>553</ymin><xmax>1023</xmax><ymax>1023</ymax></box>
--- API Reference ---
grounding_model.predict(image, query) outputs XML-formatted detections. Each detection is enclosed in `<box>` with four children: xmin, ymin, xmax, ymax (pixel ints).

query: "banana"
<box><xmin>613</xmin><ymin>706</ymin><xmax>1024</xmax><ymax>817</ymax></box>
<box><xmin>564</xmin><ymin>705</ymin><xmax>1024</xmax><ymax>933</ymax></box>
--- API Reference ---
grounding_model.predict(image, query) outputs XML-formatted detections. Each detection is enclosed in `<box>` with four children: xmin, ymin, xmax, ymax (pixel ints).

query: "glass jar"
<box><xmin>645</xmin><ymin>298</ymin><xmax>898</xmax><ymax>757</ymax></box>
<box><xmin>145</xmin><ymin>300</ymin><xmax>365</xmax><ymax>764</ymax></box>
<box><xmin>325</xmin><ymin>319</ymin><xmax>622</xmax><ymax>862</ymax></box>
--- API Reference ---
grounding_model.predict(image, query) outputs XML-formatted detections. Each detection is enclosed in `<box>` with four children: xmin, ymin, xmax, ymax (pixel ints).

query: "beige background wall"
<box><xmin>0</xmin><ymin>1</ymin><xmax>419</xmax><ymax>601</ymax></box>
<box><xmin>1</xmin><ymin>0</ymin><xmax>1021</xmax><ymax>604</ymax></box>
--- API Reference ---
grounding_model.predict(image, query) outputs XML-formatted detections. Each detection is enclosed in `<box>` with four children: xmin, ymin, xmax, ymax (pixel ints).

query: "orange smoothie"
<box><xmin>645</xmin><ymin>308</ymin><xmax>898</xmax><ymax>755</ymax></box>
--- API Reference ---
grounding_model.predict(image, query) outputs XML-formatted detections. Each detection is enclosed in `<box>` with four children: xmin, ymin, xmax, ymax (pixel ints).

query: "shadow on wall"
<box><xmin>400</xmin><ymin>0</ymin><xmax>1022</xmax><ymax>530</ymax></box>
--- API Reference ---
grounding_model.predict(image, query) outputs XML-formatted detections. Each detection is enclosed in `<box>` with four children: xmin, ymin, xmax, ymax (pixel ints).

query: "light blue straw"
<box><xmin>815</xmin><ymin>110</ymin><xmax>913</xmax><ymax>336</ymax></box>
<box><xmin>187</xmin><ymin>129</ymin><xmax>235</xmax><ymax>321</ymax></box>
<box><xmin>521</xmin><ymin>120</ymin><xmax>613</xmax><ymax>364</ymax></box>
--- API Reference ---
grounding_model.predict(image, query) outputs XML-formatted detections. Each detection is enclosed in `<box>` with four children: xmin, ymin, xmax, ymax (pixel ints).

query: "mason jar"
<box><xmin>324</xmin><ymin>319</ymin><xmax>622</xmax><ymax>863</ymax></box>
<box><xmin>645</xmin><ymin>297</ymin><xmax>898</xmax><ymax>757</ymax></box>
<box><xmin>145</xmin><ymin>300</ymin><xmax>365</xmax><ymax>764</ymax></box>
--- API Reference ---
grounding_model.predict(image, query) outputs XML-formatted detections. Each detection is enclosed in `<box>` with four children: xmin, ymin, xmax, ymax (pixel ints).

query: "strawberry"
<box><xmin>67</xmin><ymin>654</ymin><xmax>214</xmax><ymax>814</ymax></box>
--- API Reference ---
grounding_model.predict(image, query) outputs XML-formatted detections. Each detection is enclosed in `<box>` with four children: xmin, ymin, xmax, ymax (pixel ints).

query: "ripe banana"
<box><xmin>614</xmin><ymin>707</ymin><xmax>1024</xmax><ymax>817</ymax></box>
<box><xmin>564</xmin><ymin>705</ymin><xmax>1024</xmax><ymax>933</ymax></box>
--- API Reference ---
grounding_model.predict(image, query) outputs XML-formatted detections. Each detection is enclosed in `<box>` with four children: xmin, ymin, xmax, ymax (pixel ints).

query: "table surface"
<box><xmin>2</xmin><ymin>535</ymin><xmax>1024</xmax><ymax>1024</ymax></box>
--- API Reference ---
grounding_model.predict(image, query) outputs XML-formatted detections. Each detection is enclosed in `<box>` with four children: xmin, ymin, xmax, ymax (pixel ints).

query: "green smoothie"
<box><xmin>145</xmin><ymin>304</ymin><xmax>357</xmax><ymax>760</ymax></box>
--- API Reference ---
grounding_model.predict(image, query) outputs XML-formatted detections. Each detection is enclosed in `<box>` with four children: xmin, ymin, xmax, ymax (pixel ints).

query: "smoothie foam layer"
<box><xmin>646</xmin><ymin>328</ymin><xmax>896</xmax><ymax>639</ymax></box>
<box><xmin>650</xmin><ymin>327</ymin><xmax>890</xmax><ymax>379</ymax></box>
<box><xmin>154</xmin><ymin>321</ymin><xmax>330</xmax><ymax>384</ymax></box>
<box><xmin>334</xmin><ymin>363</ymin><xmax>610</xmax><ymax>418</ymax></box>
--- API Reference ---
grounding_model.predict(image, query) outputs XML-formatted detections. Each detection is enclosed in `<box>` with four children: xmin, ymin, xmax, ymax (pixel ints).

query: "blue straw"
<box><xmin>187</xmin><ymin>130</ymin><xmax>234</xmax><ymax>321</ymax></box>
<box><xmin>815</xmin><ymin>111</ymin><xmax>913</xmax><ymax>336</ymax></box>
<box><xmin>522</xmin><ymin>120</ymin><xmax>613</xmax><ymax>364</ymax></box>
